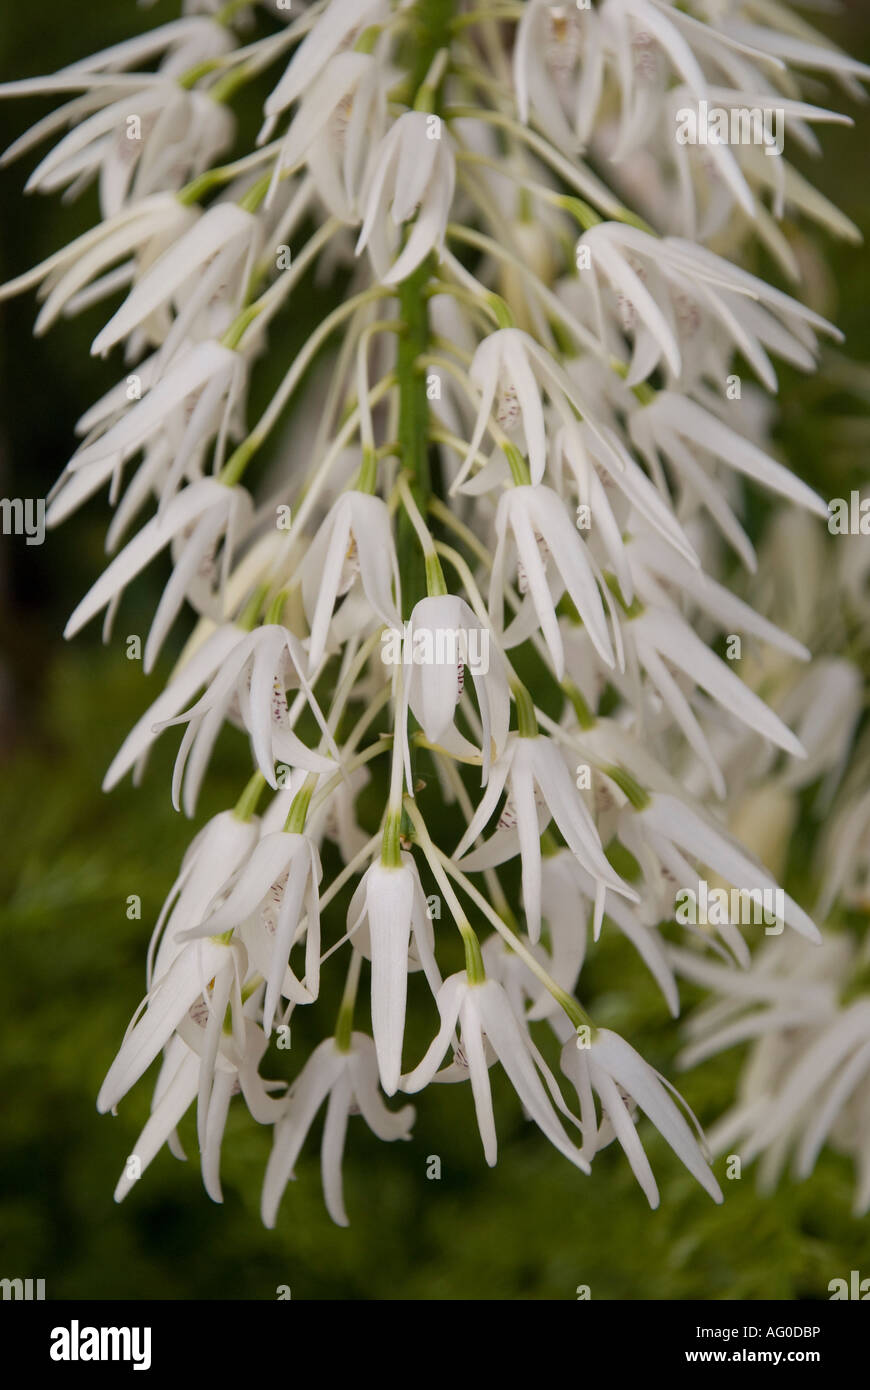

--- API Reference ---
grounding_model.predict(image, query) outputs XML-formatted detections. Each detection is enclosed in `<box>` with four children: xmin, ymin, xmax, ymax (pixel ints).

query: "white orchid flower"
<box><xmin>113</xmin><ymin>1011</ymin><xmax>286</xmax><ymax>1206</ymax></box>
<box><xmin>7</xmin><ymin>0</ymin><xmax>870</xmax><ymax>1234</ymax></box>
<box><xmin>560</xmin><ymin>1026</ymin><xmax>723</xmax><ymax>1208</ymax></box>
<box><xmin>403</xmin><ymin>972</ymin><xmax>590</xmax><ymax>1172</ymax></box>
<box><xmin>189</xmin><ymin>827</ymin><xmax>324</xmax><ymax>1034</ymax></box>
<box><xmin>491</xmin><ymin>484</ymin><xmax>615</xmax><ymax>677</ymax></box>
<box><xmin>64</xmin><ymin>477</ymin><xmax>254</xmax><ymax>664</ymax></box>
<box><xmin>622</xmin><ymin>604</ymin><xmax>806</xmax><ymax>798</ymax></box>
<box><xmin>91</xmin><ymin>204</ymin><xmax>263</xmax><ymax>358</ymax></box>
<box><xmin>397</xmin><ymin>593</ymin><xmax>510</xmax><ymax>786</ymax></box>
<box><xmin>156</xmin><ymin>624</ymin><xmax>336</xmax><ymax>814</ymax></box>
<box><xmin>102</xmin><ymin>622</ymin><xmax>248</xmax><ymax>791</ymax></box>
<box><xmin>262</xmin><ymin>0</ymin><xmax>387</xmax><ymax>126</ymax></box>
<box><xmin>356</xmin><ymin>110</ymin><xmax>456</xmax><ymax>285</ymax></box>
<box><xmin>149</xmin><ymin>809</ymin><xmax>261</xmax><ymax>984</ymax></box>
<box><xmin>0</xmin><ymin>193</ymin><xmax>195</xmax><ymax>335</ymax></box>
<box><xmin>97</xmin><ymin>934</ymin><xmax>247</xmax><ymax>1116</ymax></box>
<box><xmin>270</xmin><ymin>51</ymin><xmax>387</xmax><ymax>221</ymax></box>
<box><xmin>455</xmin><ymin>734</ymin><xmax>637</xmax><ymax>943</ymax></box>
<box><xmin>536</xmin><ymin>851</ymin><xmax>679</xmax><ymax>1019</ymax></box>
<box><xmin>621</xmin><ymin>792</ymin><xmax>821</xmax><ymax>944</ymax></box>
<box><xmin>262</xmin><ymin>1033</ymin><xmax>414</xmax><ymax>1228</ymax></box>
<box><xmin>301</xmin><ymin>490</ymin><xmax>400</xmax><ymax>673</ymax></box>
<box><xmin>0</xmin><ymin>18</ymin><xmax>235</xmax><ymax>215</ymax></box>
<box><xmin>629</xmin><ymin>391</ymin><xmax>828</xmax><ymax>522</ymax></box>
<box><xmin>347</xmin><ymin>854</ymin><xmax>442</xmax><ymax>1095</ymax></box>
<box><xmin>68</xmin><ymin>340</ymin><xmax>248</xmax><ymax>499</ymax></box>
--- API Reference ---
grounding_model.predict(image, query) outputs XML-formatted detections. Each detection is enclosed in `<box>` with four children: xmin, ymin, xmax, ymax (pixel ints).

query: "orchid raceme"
<box><xmin>6</xmin><ymin>0</ymin><xmax>869</xmax><ymax>1231</ymax></box>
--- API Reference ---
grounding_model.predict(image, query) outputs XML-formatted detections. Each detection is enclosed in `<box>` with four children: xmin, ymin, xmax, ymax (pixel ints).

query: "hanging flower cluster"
<box><xmin>2</xmin><ymin>0</ymin><xmax>867</xmax><ymax>1225</ymax></box>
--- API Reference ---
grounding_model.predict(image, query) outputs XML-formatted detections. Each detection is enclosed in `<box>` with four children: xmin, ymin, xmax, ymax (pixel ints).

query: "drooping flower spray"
<box><xmin>2</xmin><ymin>0</ymin><xmax>868</xmax><ymax>1221</ymax></box>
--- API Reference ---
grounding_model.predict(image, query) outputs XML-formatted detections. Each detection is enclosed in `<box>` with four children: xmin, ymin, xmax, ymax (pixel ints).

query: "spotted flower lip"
<box><xmin>491</xmin><ymin>483</ymin><xmax>615</xmax><ymax>678</ymax></box>
<box><xmin>456</xmin><ymin>328</ymin><xmax>620</xmax><ymax>491</ymax></box>
<box><xmin>402</xmin><ymin>972</ymin><xmax>591</xmax><ymax>1173</ymax></box>
<box><xmin>455</xmin><ymin>734</ymin><xmax>638</xmax><ymax>944</ymax></box>
<box><xmin>187</xmin><ymin>828</ymin><xmax>324</xmax><ymax>1034</ymax></box>
<box><xmin>269</xmin><ymin>50</ymin><xmax>386</xmax><ymax>221</ymax></box>
<box><xmin>155</xmin><ymin>624</ymin><xmax>336</xmax><ymax>814</ymax></box>
<box><xmin>97</xmin><ymin>935</ymin><xmax>246</xmax><ymax>1116</ymax></box>
<box><xmin>262</xmin><ymin>0</ymin><xmax>387</xmax><ymax>123</ymax></box>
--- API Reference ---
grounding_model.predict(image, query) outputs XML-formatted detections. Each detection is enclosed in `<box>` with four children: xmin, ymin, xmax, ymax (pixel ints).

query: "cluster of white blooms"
<box><xmin>2</xmin><ymin>0</ymin><xmax>867</xmax><ymax>1224</ymax></box>
<box><xmin>669</xmin><ymin>508</ymin><xmax>870</xmax><ymax>1211</ymax></box>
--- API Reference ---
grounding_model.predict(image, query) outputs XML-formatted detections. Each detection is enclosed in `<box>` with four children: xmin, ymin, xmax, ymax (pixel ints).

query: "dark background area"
<box><xmin>0</xmin><ymin>1</ymin><xmax>868</xmax><ymax>1300</ymax></box>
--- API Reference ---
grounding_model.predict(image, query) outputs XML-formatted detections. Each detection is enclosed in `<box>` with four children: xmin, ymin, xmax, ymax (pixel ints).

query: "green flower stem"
<box><xmin>403</xmin><ymin>0</ymin><xmax>455</xmax><ymax>95</ymax></box>
<box><xmin>443</xmin><ymin>105</ymin><xmax>653</xmax><ymax>231</ymax></box>
<box><xmin>217</xmin><ymin>0</ymin><xmax>254</xmax><ymax>23</ymax></box>
<box><xmin>284</xmin><ymin>779</ymin><xmax>316</xmax><ymax>835</ymax></box>
<box><xmin>504</xmin><ymin>442</ymin><xmax>532</xmax><ymax>486</ymax></box>
<box><xmin>396</xmin><ymin>474</ymin><xmax>448</xmax><ymax>596</ymax></box>
<box><xmin>435</xmin><ymin>847</ymin><xmax>594</xmax><ymax>1031</ymax></box>
<box><xmin>456</xmin><ymin>150</ymin><xmax>602</xmax><ymax>232</ymax></box>
<box><xmin>354</xmin><ymin>25</ymin><xmax>382</xmax><ymax>54</ymax></box>
<box><xmin>381</xmin><ymin>810</ymin><xmax>404</xmax><ymax>869</ymax></box>
<box><xmin>444</xmin><ymin>222</ymin><xmax>603</xmax><ymax>362</ymax></box>
<box><xmin>177</xmin><ymin>59</ymin><xmax>223</xmax><ymax>91</ymax></box>
<box><xmin>564</xmin><ymin>679</ymin><xmax>597</xmax><ymax>730</ymax></box>
<box><xmin>265</xmin><ymin>589</ymin><xmax>289</xmax><ymax>626</ymax></box>
<box><xmin>451</xmin><ymin>5</ymin><xmax>524</xmax><ymax>31</ymax></box>
<box><xmin>211</xmin><ymin>62</ymin><xmax>258</xmax><ymax>106</ymax></box>
<box><xmin>396</xmin><ymin>257</ymin><xmax>436</xmax><ymax>617</ymax></box>
<box><xmin>220</xmin><ymin>286</ymin><xmax>392</xmax><ymax>487</ymax></box>
<box><xmin>403</xmin><ymin>797</ymin><xmax>486</xmax><ymax>984</ymax></box>
<box><xmin>435</xmin><ymin>751</ymin><xmax>522</xmax><ymax>934</ymax></box>
<box><xmin>335</xmin><ymin>951</ymin><xmax>362</xmax><ymax>1053</ymax></box>
<box><xmin>602</xmin><ymin>765</ymin><xmax>651</xmax><ymax>812</ymax></box>
<box><xmin>309</xmin><ymin>736</ymin><xmax>394</xmax><ymax>820</ymax></box>
<box><xmin>609</xmin><ymin>357</ymin><xmax>657</xmax><ymax>406</ymax></box>
<box><xmin>237</xmin><ymin>583</ymin><xmax>270</xmax><ymax>632</ymax></box>
<box><xmin>603</xmin><ymin>572</ymin><xmax>645</xmax><ymax>620</ymax></box>
<box><xmin>177</xmin><ymin>141</ymin><xmax>283</xmax><ymax>207</ymax></box>
<box><xmin>234</xmin><ymin>769</ymin><xmax>266</xmax><ymax>823</ymax></box>
<box><xmin>415</xmin><ymin>48</ymin><xmax>450</xmax><ymax>112</ymax></box>
<box><xmin>512</xmin><ymin>681</ymin><xmax>539</xmax><ymax>738</ymax></box>
<box><xmin>425</xmin><ymin>280</ymin><xmax>505</xmax><ymax>331</ymax></box>
<box><xmin>238</xmin><ymin>170</ymin><xmax>274</xmax><ymax>214</ymax></box>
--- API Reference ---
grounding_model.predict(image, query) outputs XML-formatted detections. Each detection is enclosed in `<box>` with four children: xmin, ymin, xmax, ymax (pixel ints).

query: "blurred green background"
<box><xmin>0</xmin><ymin>1</ymin><xmax>869</xmax><ymax>1300</ymax></box>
